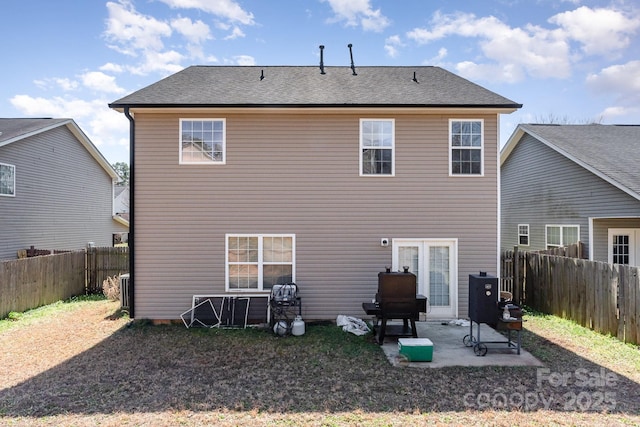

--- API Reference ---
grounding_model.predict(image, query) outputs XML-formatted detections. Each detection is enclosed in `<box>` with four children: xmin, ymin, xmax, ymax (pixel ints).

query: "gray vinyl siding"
<box><xmin>592</xmin><ymin>218</ymin><xmax>640</xmax><ymax>262</ymax></box>
<box><xmin>501</xmin><ymin>133</ymin><xmax>640</xmax><ymax>254</ymax></box>
<box><xmin>133</xmin><ymin>111</ymin><xmax>501</xmax><ymax>320</ymax></box>
<box><xmin>0</xmin><ymin>126</ymin><xmax>123</xmax><ymax>260</ymax></box>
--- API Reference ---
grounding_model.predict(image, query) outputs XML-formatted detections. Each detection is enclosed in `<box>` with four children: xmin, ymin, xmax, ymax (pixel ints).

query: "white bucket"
<box><xmin>291</xmin><ymin>315</ymin><xmax>305</xmax><ymax>336</ymax></box>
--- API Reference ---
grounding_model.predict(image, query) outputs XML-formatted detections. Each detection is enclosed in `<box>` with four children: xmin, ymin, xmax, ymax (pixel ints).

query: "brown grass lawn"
<box><xmin>1</xmin><ymin>299</ymin><xmax>639</xmax><ymax>426</ymax></box>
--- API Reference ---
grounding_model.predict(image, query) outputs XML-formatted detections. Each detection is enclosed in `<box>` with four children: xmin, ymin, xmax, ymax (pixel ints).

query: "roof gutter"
<box><xmin>110</xmin><ymin>102</ymin><xmax>523</xmax><ymax>111</ymax></box>
<box><xmin>124</xmin><ymin>107</ymin><xmax>135</xmax><ymax>318</ymax></box>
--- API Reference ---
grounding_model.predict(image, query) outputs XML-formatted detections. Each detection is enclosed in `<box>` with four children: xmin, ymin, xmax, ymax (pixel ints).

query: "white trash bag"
<box><xmin>336</xmin><ymin>315</ymin><xmax>371</xmax><ymax>336</ymax></box>
<box><xmin>449</xmin><ymin>318</ymin><xmax>470</xmax><ymax>327</ymax></box>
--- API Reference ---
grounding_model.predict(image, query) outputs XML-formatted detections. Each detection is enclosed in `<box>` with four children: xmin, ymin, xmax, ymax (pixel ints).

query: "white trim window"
<box><xmin>180</xmin><ymin>119</ymin><xmax>226</xmax><ymax>164</ymax></box>
<box><xmin>608</xmin><ymin>229</ymin><xmax>640</xmax><ymax>266</ymax></box>
<box><xmin>0</xmin><ymin>163</ymin><xmax>15</xmax><ymax>197</ymax></box>
<box><xmin>518</xmin><ymin>224</ymin><xmax>530</xmax><ymax>246</ymax></box>
<box><xmin>546</xmin><ymin>225</ymin><xmax>579</xmax><ymax>248</ymax></box>
<box><xmin>226</xmin><ymin>234</ymin><xmax>295</xmax><ymax>292</ymax></box>
<box><xmin>449</xmin><ymin>119</ymin><xmax>483</xmax><ymax>175</ymax></box>
<box><xmin>360</xmin><ymin>119</ymin><xmax>394</xmax><ymax>176</ymax></box>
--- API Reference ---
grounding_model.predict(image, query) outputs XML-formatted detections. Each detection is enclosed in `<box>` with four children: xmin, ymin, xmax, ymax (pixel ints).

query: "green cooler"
<box><xmin>398</xmin><ymin>338</ymin><xmax>433</xmax><ymax>362</ymax></box>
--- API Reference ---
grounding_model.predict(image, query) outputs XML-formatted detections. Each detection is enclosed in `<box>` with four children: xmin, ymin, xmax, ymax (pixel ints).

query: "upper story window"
<box><xmin>360</xmin><ymin>119</ymin><xmax>394</xmax><ymax>176</ymax></box>
<box><xmin>0</xmin><ymin>163</ymin><xmax>15</xmax><ymax>197</ymax></box>
<box><xmin>518</xmin><ymin>224</ymin><xmax>530</xmax><ymax>246</ymax></box>
<box><xmin>180</xmin><ymin>119</ymin><xmax>225</xmax><ymax>164</ymax></box>
<box><xmin>226</xmin><ymin>234</ymin><xmax>295</xmax><ymax>292</ymax></box>
<box><xmin>450</xmin><ymin>119</ymin><xmax>483</xmax><ymax>176</ymax></box>
<box><xmin>546</xmin><ymin>225</ymin><xmax>579</xmax><ymax>248</ymax></box>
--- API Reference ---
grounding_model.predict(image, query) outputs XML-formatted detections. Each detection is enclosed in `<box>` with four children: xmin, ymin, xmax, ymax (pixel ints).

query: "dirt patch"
<box><xmin>0</xmin><ymin>300</ymin><xmax>639</xmax><ymax>426</ymax></box>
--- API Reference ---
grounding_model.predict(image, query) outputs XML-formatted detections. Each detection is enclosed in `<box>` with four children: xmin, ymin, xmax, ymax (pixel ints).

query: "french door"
<box><xmin>609</xmin><ymin>229</ymin><xmax>640</xmax><ymax>267</ymax></box>
<box><xmin>392</xmin><ymin>239</ymin><xmax>458</xmax><ymax>319</ymax></box>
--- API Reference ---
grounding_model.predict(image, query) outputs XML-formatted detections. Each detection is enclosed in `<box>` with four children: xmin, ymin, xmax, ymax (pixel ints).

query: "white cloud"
<box><xmin>549</xmin><ymin>6</ymin><xmax>640</xmax><ymax>57</ymax></box>
<box><xmin>104</xmin><ymin>0</ymin><xmax>172</xmax><ymax>56</ymax></box>
<box><xmin>157</xmin><ymin>0</ymin><xmax>255</xmax><ymax>25</ymax></box>
<box><xmin>585</xmin><ymin>60</ymin><xmax>640</xmax><ymax>124</ymax></box>
<box><xmin>407</xmin><ymin>11</ymin><xmax>571</xmax><ymax>82</ymax></box>
<box><xmin>215</xmin><ymin>21</ymin><xmax>231</xmax><ymax>31</ymax></box>
<box><xmin>34</xmin><ymin>77</ymin><xmax>79</xmax><ymax>92</ymax></box>
<box><xmin>100</xmin><ymin>63</ymin><xmax>124</xmax><ymax>73</ymax></box>
<box><xmin>586</xmin><ymin>60</ymin><xmax>640</xmax><ymax>102</ymax></box>
<box><xmin>599</xmin><ymin>105</ymin><xmax>638</xmax><ymax>120</ymax></box>
<box><xmin>80</xmin><ymin>71</ymin><xmax>126</xmax><ymax>94</ymax></box>
<box><xmin>224</xmin><ymin>26</ymin><xmax>245</xmax><ymax>40</ymax></box>
<box><xmin>230</xmin><ymin>55</ymin><xmax>256</xmax><ymax>66</ymax></box>
<box><xmin>171</xmin><ymin>16</ymin><xmax>212</xmax><ymax>44</ymax></box>
<box><xmin>128</xmin><ymin>50</ymin><xmax>185</xmax><ymax>76</ymax></box>
<box><xmin>11</xmin><ymin>95</ymin><xmax>104</xmax><ymax>119</ymax></box>
<box><xmin>406</xmin><ymin>6</ymin><xmax>640</xmax><ymax>83</ymax></box>
<box><xmin>433</xmin><ymin>47</ymin><xmax>447</xmax><ymax>62</ymax></box>
<box><xmin>384</xmin><ymin>35</ymin><xmax>403</xmax><ymax>58</ymax></box>
<box><xmin>87</xmin><ymin>108</ymin><xmax>131</xmax><ymax>151</ymax></box>
<box><xmin>10</xmin><ymin>94</ymin><xmax>130</xmax><ymax>159</ymax></box>
<box><xmin>322</xmin><ymin>0</ymin><xmax>390</xmax><ymax>32</ymax></box>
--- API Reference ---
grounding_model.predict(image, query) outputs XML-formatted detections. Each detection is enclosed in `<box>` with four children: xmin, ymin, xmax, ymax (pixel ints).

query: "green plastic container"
<box><xmin>398</xmin><ymin>338</ymin><xmax>433</xmax><ymax>362</ymax></box>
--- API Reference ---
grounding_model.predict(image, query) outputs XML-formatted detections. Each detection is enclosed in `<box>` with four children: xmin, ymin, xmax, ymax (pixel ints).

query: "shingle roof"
<box><xmin>109</xmin><ymin>66</ymin><xmax>521</xmax><ymax>109</ymax></box>
<box><xmin>0</xmin><ymin>118</ymin><xmax>70</xmax><ymax>145</ymax></box>
<box><xmin>517</xmin><ymin>123</ymin><xmax>640</xmax><ymax>200</ymax></box>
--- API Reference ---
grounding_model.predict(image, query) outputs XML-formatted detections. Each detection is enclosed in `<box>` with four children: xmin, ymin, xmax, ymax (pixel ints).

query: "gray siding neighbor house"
<box><xmin>0</xmin><ymin>118</ymin><xmax>129</xmax><ymax>260</ymax></box>
<box><xmin>110</xmin><ymin>65</ymin><xmax>521</xmax><ymax>321</ymax></box>
<box><xmin>501</xmin><ymin>124</ymin><xmax>640</xmax><ymax>266</ymax></box>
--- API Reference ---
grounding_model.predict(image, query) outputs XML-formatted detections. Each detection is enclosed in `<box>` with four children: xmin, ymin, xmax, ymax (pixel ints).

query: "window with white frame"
<box><xmin>450</xmin><ymin>119</ymin><xmax>483</xmax><ymax>175</ymax></box>
<box><xmin>360</xmin><ymin>119</ymin><xmax>394</xmax><ymax>176</ymax></box>
<box><xmin>518</xmin><ymin>224</ymin><xmax>530</xmax><ymax>246</ymax></box>
<box><xmin>226</xmin><ymin>234</ymin><xmax>295</xmax><ymax>291</ymax></box>
<box><xmin>180</xmin><ymin>119</ymin><xmax>225</xmax><ymax>164</ymax></box>
<box><xmin>546</xmin><ymin>225</ymin><xmax>579</xmax><ymax>248</ymax></box>
<box><xmin>0</xmin><ymin>163</ymin><xmax>15</xmax><ymax>196</ymax></box>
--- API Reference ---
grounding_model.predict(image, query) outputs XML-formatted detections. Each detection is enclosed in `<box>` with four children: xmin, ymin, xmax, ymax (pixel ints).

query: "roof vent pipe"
<box><xmin>348</xmin><ymin>43</ymin><xmax>357</xmax><ymax>76</ymax></box>
<box><xmin>412</xmin><ymin>71</ymin><xmax>419</xmax><ymax>83</ymax></box>
<box><xmin>319</xmin><ymin>45</ymin><xmax>326</xmax><ymax>74</ymax></box>
<box><xmin>260</xmin><ymin>69</ymin><xmax>264</xmax><ymax>81</ymax></box>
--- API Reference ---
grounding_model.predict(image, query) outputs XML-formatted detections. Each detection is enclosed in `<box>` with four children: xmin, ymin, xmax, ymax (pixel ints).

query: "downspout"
<box><xmin>124</xmin><ymin>107</ymin><xmax>135</xmax><ymax>318</ymax></box>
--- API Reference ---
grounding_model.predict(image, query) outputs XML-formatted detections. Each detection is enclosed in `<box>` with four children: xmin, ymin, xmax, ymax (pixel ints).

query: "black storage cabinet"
<box><xmin>468</xmin><ymin>273</ymin><xmax>499</xmax><ymax>324</ymax></box>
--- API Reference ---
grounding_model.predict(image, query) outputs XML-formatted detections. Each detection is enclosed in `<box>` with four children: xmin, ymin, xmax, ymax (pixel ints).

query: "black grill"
<box><xmin>468</xmin><ymin>272</ymin><xmax>498</xmax><ymax>324</ymax></box>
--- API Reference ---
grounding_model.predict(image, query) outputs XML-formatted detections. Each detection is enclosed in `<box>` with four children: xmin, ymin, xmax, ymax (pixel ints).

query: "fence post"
<box><xmin>513</xmin><ymin>245</ymin><xmax>520</xmax><ymax>305</ymax></box>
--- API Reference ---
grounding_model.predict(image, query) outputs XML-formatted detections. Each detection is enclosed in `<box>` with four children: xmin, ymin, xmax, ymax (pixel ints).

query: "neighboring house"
<box><xmin>0</xmin><ymin>118</ymin><xmax>129</xmax><ymax>260</ymax></box>
<box><xmin>501</xmin><ymin>123</ymin><xmax>640</xmax><ymax>266</ymax></box>
<box><xmin>114</xmin><ymin>185</ymin><xmax>130</xmax><ymax>215</ymax></box>
<box><xmin>110</xmin><ymin>65</ymin><xmax>521</xmax><ymax>320</ymax></box>
<box><xmin>113</xmin><ymin>185</ymin><xmax>130</xmax><ymax>245</ymax></box>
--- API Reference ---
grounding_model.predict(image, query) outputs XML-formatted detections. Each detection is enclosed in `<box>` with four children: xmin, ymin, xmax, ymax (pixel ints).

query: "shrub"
<box><xmin>102</xmin><ymin>275</ymin><xmax>120</xmax><ymax>301</ymax></box>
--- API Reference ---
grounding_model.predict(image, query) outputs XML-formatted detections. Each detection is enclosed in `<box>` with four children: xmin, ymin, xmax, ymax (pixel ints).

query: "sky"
<box><xmin>1</xmin><ymin>0</ymin><xmax>639</xmax><ymax>165</ymax></box>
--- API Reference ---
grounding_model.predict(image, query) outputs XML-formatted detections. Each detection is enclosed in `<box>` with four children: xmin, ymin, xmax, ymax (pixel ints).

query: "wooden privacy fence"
<box><xmin>1</xmin><ymin>247</ymin><xmax>130</xmax><ymax>319</ymax></box>
<box><xmin>524</xmin><ymin>253</ymin><xmax>640</xmax><ymax>346</ymax></box>
<box><xmin>86</xmin><ymin>246</ymin><xmax>129</xmax><ymax>294</ymax></box>
<box><xmin>500</xmin><ymin>242</ymin><xmax>585</xmax><ymax>307</ymax></box>
<box><xmin>0</xmin><ymin>251</ymin><xmax>86</xmax><ymax>319</ymax></box>
<box><xmin>500</xmin><ymin>247</ymin><xmax>525</xmax><ymax>305</ymax></box>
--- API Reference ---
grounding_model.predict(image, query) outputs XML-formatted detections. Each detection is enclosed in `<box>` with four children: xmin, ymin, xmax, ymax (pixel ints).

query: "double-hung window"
<box><xmin>0</xmin><ymin>163</ymin><xmax>15</xmax><ymax>196</ymax></box>
<box><xmin>518</xmin><ymin>224</ymin><xmax>530</xmax><ymax>246</ymax></box>
<box><xmin>226</xmin><ymin>234</ymin><xmax>295</xmax><ymax>291</ymax></box>
<box><xmin>450</xmin><ymin>119</ymin><xmax>483</xmax><ymax>175</ymax></box>
<box><xmin>546</xmin><ymin>225</ymin><xmax>579</xmax><ymax>248</ymax></box>
<box><xmin>180</xmin><ymin>119</ymin><xmax>225</xmax><ymax>164</ymax></box>
<box><xmin>360</xmin><ymin>119</ymin><xmax>394</xmax><ymax>176</ymax></box>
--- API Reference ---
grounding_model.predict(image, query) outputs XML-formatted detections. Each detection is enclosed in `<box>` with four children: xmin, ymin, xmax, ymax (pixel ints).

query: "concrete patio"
<box><xmin>379</xmin><ymin>320</ymin><xmax>544</xmax><ymax>368</ymax></box>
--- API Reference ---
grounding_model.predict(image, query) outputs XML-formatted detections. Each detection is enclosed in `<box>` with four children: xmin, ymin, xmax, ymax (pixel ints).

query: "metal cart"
<box><xmin>463</xmin><ymin>317</ymin><xmax>522</xmax><ymax>356</ymax></box>
<box><xmin>269</xmin><ymin>283</ymin><xmax>301</xmax><ymax>335</ymax></box>
<box><xmin>462</xmin><ymin>273</ymin><xmax>522</xmax><ymax>356</ymax></box>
